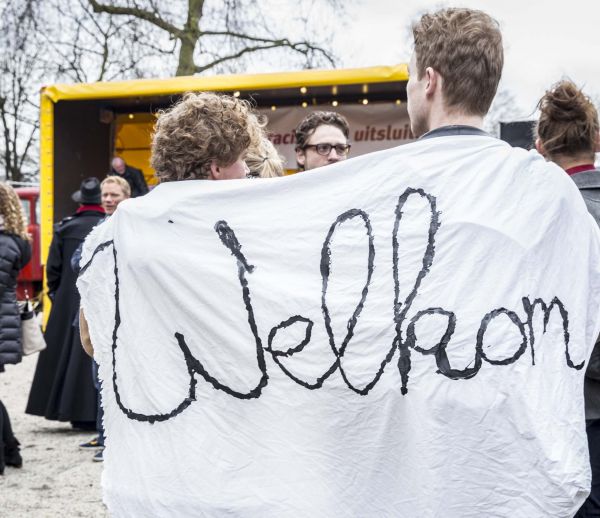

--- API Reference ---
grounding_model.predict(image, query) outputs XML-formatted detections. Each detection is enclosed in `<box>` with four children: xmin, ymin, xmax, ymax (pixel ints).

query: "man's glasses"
<box><xmin>303</xmin><ymin>143</ymin><xmax>351</xmax><ymax>156</ymax></box>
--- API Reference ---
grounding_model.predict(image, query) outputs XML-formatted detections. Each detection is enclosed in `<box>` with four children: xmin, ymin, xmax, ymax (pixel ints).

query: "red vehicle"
<box><xmin>15</xmin><ymin>186</ymin><xmax>43</xmax><ymax>300</ymax></box>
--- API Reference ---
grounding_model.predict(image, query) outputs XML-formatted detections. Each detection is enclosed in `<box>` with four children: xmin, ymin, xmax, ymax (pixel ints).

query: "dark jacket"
<box><xmin>572</xmin><ymin>169</ymin><xmax>600</xmax><ymax>420</ymax></box>
<box><xmin>110</xmin><ymin>165</ymin><xmax>149</xmax><ymax>198</ymax></box>
<box><xmin>26</xmin><ymin>207</ymin><xmax>104</xmax><ymax>422</ymax></box>
<box><xmin>0</xmin><ymin>232</ymin><xmax>31</xmax><ymax>369</ymax></box>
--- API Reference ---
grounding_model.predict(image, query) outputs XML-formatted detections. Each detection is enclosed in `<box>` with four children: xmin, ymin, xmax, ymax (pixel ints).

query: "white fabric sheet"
<box><xmin>78</xmin><ymin>134</ymin><xmax>600</xmax><ymax>517</ymax></box>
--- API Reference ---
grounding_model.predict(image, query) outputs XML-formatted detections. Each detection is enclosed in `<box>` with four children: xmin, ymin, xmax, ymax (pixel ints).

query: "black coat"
<box><xmin>110</xmin><ymin>165</ymin><xmax>149</xmax><ymax>198</ymax></box>
<box><xmin>26</xmin><ymin>208</ymin><xmax>104</xmax><ymax>422</ymax></box>
<box><xmin>0</xmin><ymin>233</ymin><xmax>31</xmax><ymax>370</ymax></box>
<box><xmin>572</xmin><ymin>169</ymin><xmax>600</xmax><ymax>420</ymax></box>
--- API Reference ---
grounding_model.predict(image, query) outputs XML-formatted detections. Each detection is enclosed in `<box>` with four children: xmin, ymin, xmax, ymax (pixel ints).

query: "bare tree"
<box><xmin>87</xmin><ymin>0</ymin><xmax>338</xmax><ymax>76</ymax></box>
<box><xmin>0</xmin><ymin>0</ymin><xmax>162</xmax><ymax>181</ymax></box>
<box><xmin>0</xmin><ymin>0</ymin><xmax>43</xmax><ymax>182</ymax></box>
<box><xmin>40</xmin><ymin>0</ymin><xmax>168</xmax><ymax>82</ymax></box>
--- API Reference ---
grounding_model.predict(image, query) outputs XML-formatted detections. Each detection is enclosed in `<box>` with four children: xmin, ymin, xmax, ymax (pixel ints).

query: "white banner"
<box><xmin>79</xmin><ymin>135</ymin><xmax>600</xmax><ymax>517</ymax></box>
<box><xmin>258</xmin><ymin>103</ymin><xmax>413</xmax><ymax>169</ymax></box>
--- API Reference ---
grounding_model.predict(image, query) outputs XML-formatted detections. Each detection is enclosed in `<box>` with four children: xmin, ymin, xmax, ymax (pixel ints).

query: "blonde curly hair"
<box><xmin>246</xmin><ymin>137</ymin><xmax>285</xmax><ymax>178</ymax></box>
<box><xmin>151</xmin><ymin>92</ymin><xmax>264</xmax><ymax>182</ymax></box>
<box><xmin>0</xmin><ymin>182</ymin><xmax>29</xmax><ymax>240</ymax></box>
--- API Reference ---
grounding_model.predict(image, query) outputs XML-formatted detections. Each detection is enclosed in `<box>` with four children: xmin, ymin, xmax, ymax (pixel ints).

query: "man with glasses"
<box><xmin>294</xmin><ymin>111</ymin><xmax>351</xmax><ymax>171</ymax></box>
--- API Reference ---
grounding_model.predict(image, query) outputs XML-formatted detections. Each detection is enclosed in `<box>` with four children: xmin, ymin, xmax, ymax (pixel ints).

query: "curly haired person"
<box><xmin>151</xmin><ymin>92</ymin><xmax>263</xmax><ymax>182</ymax></box>
<box><xmin>0</xmin><ymin>182</ymin><xmax>32</xmax><ymax>474</ymax></box>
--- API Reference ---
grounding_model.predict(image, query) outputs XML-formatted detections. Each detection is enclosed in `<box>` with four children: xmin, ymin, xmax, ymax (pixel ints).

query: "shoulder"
<box><xmin>12</xmin><ymin>234</ymin><xmax>31</xmax><ymax>262</ymax></box>
<box><xmin>569</xmin><ymin>170</ymin><xmax>600</xmax><ymax>225</ymax></box>
<box><xmin>70</xmin><ymin>212</ymin><xmax>106</xmax><ymax>234</ymax></box>
<box><xmin>57</xmin><ymin>214</ymin><xmax>75</xmax><ymax>226</ymax></box>
<box><xmin>0</xmin><ymin>232</ymin><xmax>22</xmax><ymax>261</ymax></box>
<box><xmin>73</xmin><ymin>210</ymin><xmax>105</xmax><ymax>222</ymax></box>
<box><xmin>80</xmin><ymin>215</ymin><xmax>115</xmax><ymax>265</ymax></box>
<box><xmin>9</xmin><ymin>233</ymin><xmax>29</xmax><ymax>250</ymax></box>
<box><xmin>571</xmin><ymin>169</ymin><xmax>600</xmax><ymax>190</ymax></box>
<box><xmin>127</xmin><ymin>166</ymin><xmax>144</xmax><ymax>177</ymax></box>
<box><xmin>54</xmin><ymin>215</ymin><xmax>76</xmax><ymax>232</ymax></box>
<box><xmin>0</xmin><ymin>232</ymin><xmax>17</xmax><ymax>248</ymax></box>
<box><xmin>55</xmin><ymin>211</ymin><xmax>103</xmax><ymax>239</ymax></box>
<box><xmin>0</xmin><ymin>232</ymin><xmax>22</xmax><ymax>247</ymax></box>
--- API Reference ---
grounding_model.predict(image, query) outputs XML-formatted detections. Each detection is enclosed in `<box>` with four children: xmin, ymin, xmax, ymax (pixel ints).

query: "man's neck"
<box><xmin>427</xmin><ymin>112</ymin><xmax>484</xmax><ymax>133</ymax></box>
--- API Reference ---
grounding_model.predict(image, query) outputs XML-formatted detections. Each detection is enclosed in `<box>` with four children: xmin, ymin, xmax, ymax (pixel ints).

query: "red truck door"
<box><xmin>15</xmin><ymin>187</ymin><xmax>42</xmax><ymax>300</ymax></box>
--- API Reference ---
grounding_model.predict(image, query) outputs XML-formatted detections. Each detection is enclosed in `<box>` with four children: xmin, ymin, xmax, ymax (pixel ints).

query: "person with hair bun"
<box><xmin>536</xmin><ymin>79</ymin><xmax>600</xmax><ymax>183</ymax></box>
<box><xmin>246</xmin><ymin>136</ymin><xmax>285</xmax><ymax>178</ymax></box>
<box><xmin>536</xmin><ymin>80</ymin><xmax>600</xmax><ymax>517</ymax></box>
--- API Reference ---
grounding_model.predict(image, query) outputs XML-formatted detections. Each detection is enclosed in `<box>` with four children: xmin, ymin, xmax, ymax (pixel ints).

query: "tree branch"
<box><xmin>195</xmin><ymin>39</ymin><xmax>334</xmax><ymax>73</ymax></box>
<box><xmin>199</xmin><ymin>31</ymin><xmax>335</xmax><ymax>67</ymax></box>
<box><xmin>201</xmin><ymin>30</ymin><xmax>290</xmax><ymax>43</ymax></box>
<box><xmin>16</xmin><ymin>121</ymin><xmax>39</xmax><ymax>173</ymax></box>
<box><xmin>87</xmin><ymin>0</ymin><xmax>182</xmax><ymax>38</ymax></box>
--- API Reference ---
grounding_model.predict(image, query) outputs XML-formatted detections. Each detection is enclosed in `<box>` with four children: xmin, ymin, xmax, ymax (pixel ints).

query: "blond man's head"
<box><xmin>101</xmin><ymin>175</ymin><xmax>130</xmax><ymax>215</ymax></box>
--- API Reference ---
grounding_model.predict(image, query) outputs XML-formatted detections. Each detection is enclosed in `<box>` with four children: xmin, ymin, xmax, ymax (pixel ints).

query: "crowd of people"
<box><xmin>1</xmin><ymin>5</ymin><xmax>600</xmax><ymax>515</ymax></box>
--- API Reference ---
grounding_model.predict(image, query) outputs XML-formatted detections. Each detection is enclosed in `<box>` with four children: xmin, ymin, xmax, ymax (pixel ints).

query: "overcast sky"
<box><xmin>332</xmin><ymin>0</ymin><xmax>600</xmax><ymax>118</ymax></box>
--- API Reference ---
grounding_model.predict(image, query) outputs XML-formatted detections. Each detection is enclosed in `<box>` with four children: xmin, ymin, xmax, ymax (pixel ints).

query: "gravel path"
<box><xmin>0</xmin><ymin>354</ymin><xmax>107</xmax><ymax>517</ymax></box>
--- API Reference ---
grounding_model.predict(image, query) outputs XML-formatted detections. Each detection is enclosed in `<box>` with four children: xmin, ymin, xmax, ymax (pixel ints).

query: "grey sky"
<box><xmin>333</xmin><ymin>0</ymin><xmax>600</xmax><ymax>117</ymax></box>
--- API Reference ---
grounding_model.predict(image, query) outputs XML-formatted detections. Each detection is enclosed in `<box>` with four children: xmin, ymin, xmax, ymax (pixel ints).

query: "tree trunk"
<box><xmin>176</xmin><ymin>0</ymin><xmax>203</xmax><ymax>77</ymax></box>
<box><xmin>177</xmin><ymin>36</ymin><xmax>197</xmax><ymax>77</ymax></box>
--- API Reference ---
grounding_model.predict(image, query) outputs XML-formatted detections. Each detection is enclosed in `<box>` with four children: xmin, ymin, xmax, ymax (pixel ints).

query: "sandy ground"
<box><xmin>0</xmin><ymin>354</ymin><xmax>107</xmax><ymax>517</ymax></box>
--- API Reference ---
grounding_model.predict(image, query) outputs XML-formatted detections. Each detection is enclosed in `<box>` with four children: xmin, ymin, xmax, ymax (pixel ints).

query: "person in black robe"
<box><xmin>26</xmin><ymin>178</ymin><xmax>105</xmax><ymax>428</ymax></box>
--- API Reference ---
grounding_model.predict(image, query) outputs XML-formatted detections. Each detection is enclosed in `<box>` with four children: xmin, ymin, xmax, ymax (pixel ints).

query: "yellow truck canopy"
<box><xmin>42</xmin><ymin>65</ymin><xmax>408</xmax><ymax>102</ymax></box>
<box><xmin>39</xmin><ymin>64</ymin><xmax>409</xmax><ymax>281</ymax></box>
